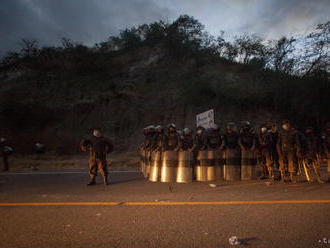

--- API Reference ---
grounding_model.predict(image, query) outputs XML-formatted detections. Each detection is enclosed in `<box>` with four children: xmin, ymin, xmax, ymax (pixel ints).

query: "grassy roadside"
<box><xmin>4</xmin><ymin>151</ymin><xmax>140</xmax><ymax>172</ymax></box>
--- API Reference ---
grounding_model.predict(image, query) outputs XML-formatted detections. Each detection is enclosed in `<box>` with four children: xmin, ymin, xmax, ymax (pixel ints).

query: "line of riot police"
<box><xmin>139</xmin><ymin>120</ymin><xmax>330</xmax><ymax>183</ymax></box>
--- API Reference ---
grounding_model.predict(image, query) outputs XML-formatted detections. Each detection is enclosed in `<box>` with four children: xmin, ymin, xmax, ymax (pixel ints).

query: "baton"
<box><xmin>302</xmin><ymin>159</ymin><xmax>311</xmax><ymax>182</ymax></box>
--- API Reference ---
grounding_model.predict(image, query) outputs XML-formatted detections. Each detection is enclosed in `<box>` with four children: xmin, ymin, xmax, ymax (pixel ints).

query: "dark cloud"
<box><xmin>0</xmin><ymin>0</ymin><xmax>329</xmax><ymax>58</ymax></box>
<box><xmin>223</xmin><ymin>0</ymin><xmax>330</xmax><ymax>39</ymax></box>
<box><xmin>0</xmin><ymin>0</ymin><xmax>173</xmax><ymax>57</ymax></box>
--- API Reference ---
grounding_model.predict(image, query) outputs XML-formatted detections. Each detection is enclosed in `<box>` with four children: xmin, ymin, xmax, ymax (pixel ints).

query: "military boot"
<box><xmin>258</xmin><ymin>167</ymin><xmax>267</xmax><ymax>180</ymax></box>
<box><xmin>268</xmin><ymin>169</ymin><xmax>274</xmax><ymax>181</ymax></box>
<box><xmin>312</xmin><ymin>165</ymin><xmax>325</xmax><ymax>184</ymax></box>
<box><xmin>87</xmin><ymin>176</ymin><xmax>96</xmax><ymax>186</ymax></box>
<box><xmin>103</xmin><ymin>176</ymin><xmax>109</xmax><ymax>186</ymax></box>
<box><xmin>289</xmin><ymin>173</ymin><xmax>297</xmax><ymax>183</ymax></box>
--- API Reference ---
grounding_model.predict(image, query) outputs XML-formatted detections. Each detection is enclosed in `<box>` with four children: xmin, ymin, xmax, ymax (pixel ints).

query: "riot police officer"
<box><xmin>179</xmin><ymin>128</ymin><xmax>194</xmax><ymax>151</ymax></box>
<box><xmin>206</xmin><ymin>124</ymin><xmax>224</xmax><ymax>150</ymax></box>
<box><xmin>276</xmin><ymin>120</ymin><xmax>301</xmax><ymax>183</ymax></box>
<box><xmin>238</xmin><ymin>122</ymin><xmax>256</xmax><ymax>152</ymax></box>
<box><xmin>140</xmin><ymin>127</ymin><xmax>149</xmax><ymax>150</ymax></box>
<box><xmin>301</xmin><ymin>127</ymin><xmax>324</xmax><ymax>183</ymax></box>
<box><xmin>146</xmin><ymin>125</ymin><xmax>156</xmax><ymax>150</ymax></box>
<box><xmin>152</xmin><ymin>125</ymin><xmax>165</xmax><ymax>151</ymax></box>
<box><xmin>0</xmin><ymin>138</ymin><xmax>12</xmax><ymax>171</ymax></box>
<box><xmin>80</xmin><ymin>128</ymin><xmax>114</xmax><ymax>186</ymax></box>
<box><xmin>162</xmin><ymin>124</ymin><xmax>180</xmax><ymax>151</ymax></box>
<box><xmin>190</xmin><ymin>126</ymin><xmax>207</xmax><ymax>179</ymax></box>
<box><xmin>258</xmin><ymin>125</ymin><xmax>274</xmax><ymax>180</ymax></box>
<box><xmin>223</xmin><ymin>122</ymin><xmax>241</xmax><ymax>180</ymax></box>
<box><xmin>269</xmin><ymin>124</ymin><xmax>279</xmax><ymax>170</ymax></box>
<box><xmin>239</xmin><ymin>121</ymin><xmax>257</xmax><ymax>180</ymax></box>
<box><xmin>223</xmin><ymin>123</ymin><xmax>240</xmax><ymax>151</ymax></box>
<box><xmin>144</xmin><ymin>125</ymin><xmax>156</xmax><ymax>170</ymax></box>
<box><xmin>139</xmin><ymin>126</ymin><xmax>149</xmax><ymax>177</ymax></box>
<box><xmin>321</xmin><ymin>123</ymin><xmax>330</xmax><ymax>182</ymax></box>
<box><xmin>191</xmin><ymin>126</ymin><xmax>207</xmax><ymax>152</ymax></box>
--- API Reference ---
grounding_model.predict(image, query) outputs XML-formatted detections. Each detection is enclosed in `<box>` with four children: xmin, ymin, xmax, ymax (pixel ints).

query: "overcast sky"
<box><xmin>0</xmin><ymin>0</ymin><xmax>329</xmax><ymax>58</ymax></box>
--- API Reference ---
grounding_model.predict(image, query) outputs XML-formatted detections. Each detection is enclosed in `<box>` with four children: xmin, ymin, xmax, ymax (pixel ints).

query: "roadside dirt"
<box><xmin>3</xmin><ymin>151</ymin><xmax>140</xmax><ymax>172</ymax></box>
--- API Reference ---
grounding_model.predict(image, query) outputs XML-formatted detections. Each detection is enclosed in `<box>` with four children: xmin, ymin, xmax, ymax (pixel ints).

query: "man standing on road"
<box><xmin>269</xmin><ymin>124</ymin><xmax>279</xmax><ymax>171</ymax></box>
<box><xmin>239</xmin><ymin>121</ymin><xmax>258</xmax><ymax>180</ymax></box>
<box><xmin>258</xmin><ymin>125</ymin><xmax>274</xmax><ymax>180</ymax></box>
<box><xmin>140</xmin><ymin>127</ymin><xmax>149</xmax><ymax>150</ymax></box>
<box><xmin>146</xmin><ymin>126</ymin><xmax>156</xmax><ymax>173</ymax></box>
<box><xmin>206</xmin><ymin>124</ymin><xmax>224</xmax><ymax>150</ymax></box>
<box><xmin>80</xmin><ymin>128</ymin><xmax>114</xmax><ymax>186</ymax></box>
<box><xmin>269</xmin><ymin>123</ymin><xmax>279</xmax><ymax>169</ymax></box>
<box><xmin>0</xmin><ymin>137</ymin><xmax>13</xmax><ymax>171</ymax></box>
<box><xmin>190</xmin><ymin>126</ymin><xmax>207</xmax><ymax>179</ymax></box>
<box><xmin>321</xmin><ymin>123</ymin><xmax>330</xmax><ymax>182</ymax></box>
<box><xmin>152</xmin><ymin>125</ymin><xmax>165</xmax><ymax>151</ymax></box>
<box><xmin>179</xmin><ymin>128</ymin><xmax>194</xmax><ymax>151</ymax></box>
<box><xmin>301</xmin><ymin>127</ymin><xmax>324</xmax><ymax>183</ymax></box>
<box><xmin>223</xmin><ymin>123</ymin><xmax>241</xmax><ymax>180</ymax></box>
<box><xmin>162</xmin><ymin>124</ymin><xmax>180</xmax><ymax>152</ymax></box>
<box><xmin>276</xmin><ymin>120</ymin><xmax>301</xmax><ymax>183</ymax></box>
<box><xmin>191</xmin><ymin>126</ymin><xmax>207</xmax><ymax>152</ymax></box>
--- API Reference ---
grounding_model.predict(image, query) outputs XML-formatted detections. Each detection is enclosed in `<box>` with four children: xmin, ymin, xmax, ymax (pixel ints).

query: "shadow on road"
<box><xmin>110</xmin><ymin>176</ymin><xmax>144</xmax><ymax>185</ymax></box>
<box><xmin>239</xmin><ymin>237</ymin><xmax>258</xmax><ymax>246</ymax></box>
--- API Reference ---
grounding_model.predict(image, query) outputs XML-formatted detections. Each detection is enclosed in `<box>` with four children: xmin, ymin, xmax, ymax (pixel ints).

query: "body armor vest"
<box><xmin>224</xmin><ymin>133</ymin><xmax>239</xmax><ymax>149</ymax></box>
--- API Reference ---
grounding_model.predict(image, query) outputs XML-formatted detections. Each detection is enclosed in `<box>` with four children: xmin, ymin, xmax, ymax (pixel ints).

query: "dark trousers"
<box><xmin>271</xmin><ymin>148</ymin><xmax>279</xmax><ymax>169</ymax></box>
<box><xmin>260</xmin><ymin>149</ymin><xmax>272</xmax><ymax>174</ymax></box>
<box><xmin>2</xmin><ymin>156</ymin><xmax>9</xmax><ymax>171</ymax></box>
<box><xmin>192</xmin><ymin>151</ymin><xmax>198</xmax><ymax>178</ymax></box>
<box><xmin>279</xmin><ymin>150</ymin><xmax>297</xmax><ymax>173</ymax></box>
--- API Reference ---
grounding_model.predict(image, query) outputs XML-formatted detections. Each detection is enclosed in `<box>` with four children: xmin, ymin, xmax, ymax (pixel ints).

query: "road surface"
<box><xmin>0</xmin><ymin>170</ymin><xmax>329</xmax><ymax>248</ymax></box>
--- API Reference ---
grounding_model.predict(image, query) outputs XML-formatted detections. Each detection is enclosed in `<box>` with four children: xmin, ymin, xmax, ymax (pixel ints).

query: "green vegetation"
<box><xmin>0</xmin><ymin>15</ymin><xmax>329</xmax><ymax>154</ymax></box>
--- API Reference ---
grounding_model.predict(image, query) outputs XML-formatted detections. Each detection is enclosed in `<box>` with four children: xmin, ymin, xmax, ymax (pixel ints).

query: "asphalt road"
<box><xmin>0</xmin><ymin>170</ymin><xmax>330</xmax><ymax>248</ymax></box>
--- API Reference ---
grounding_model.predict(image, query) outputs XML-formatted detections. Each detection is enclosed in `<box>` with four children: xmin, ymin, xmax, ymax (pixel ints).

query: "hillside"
<box><xmin>0</xmin><ymin>16</ymin><xmax>329</xmax><ymax>154</ymax></box>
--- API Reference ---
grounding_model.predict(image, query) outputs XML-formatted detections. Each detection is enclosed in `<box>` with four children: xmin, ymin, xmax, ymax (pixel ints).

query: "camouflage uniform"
<box><xmin>238</xmin><ymin>129</ymin><xmax>257</xmax><ymax>164</ymax></box>
<box><xmin>139</xmin><ymin>128</ymin><xmax>149</xmax><ymax>175</ymax></box>
<box><xmin>276</xmin><ymin>126</ymin><xmax>301</xmax><ymax>182</ymax></box>
<box><xmin>207</xmin><ymin>128</ymin><xmax>225</xmax><ymax>167</ymax></box>
<box><xmin>192</xmin><ymin>128</ymin><xmax>207</xmax><ymax>161</ymax></box>
<box><xmin>0</xmin><ymin>139</ymin><xmax>10</xmax><ymax>171</ymax></box>
<box><xmin>81</xmin><ymin>135</ymin><xmax>113</xmax><ymax>185</ymax></box>
<box><xmin>148</xmin><ymin>126</ymin><xmax>164</xmax><ymax>181</ymax></box>
<box><xmin>144</xmin><ymin>127</ymin><xmax>156</xmax><ymax>172</ymax></box>
<box><xmin>192</xmin><ymin>128</ymin><xmax>207</xmax><ymax>152</ymax></box>
<box><xmin>162</xmin><ymin>132</ymin><xmax>180</xmax><ymax>151</ymax></box>
<box><xmin>269</xmin><ymin>129</ymin><xmax>279</xmax><ymax>169</ymax></box>
<box><xmin>179</xmin><ymin>133</ymin><xmax>194</xmax><ymax>151</ymax></box>
<box><xmin>321</xmin><ymin>128</ymin><xmax>330</xmax><ymax>182</ymax></box>
<box><xmin>239</xmin><ymin>125</ymin><xmax>257</xmax><ymax>180</ymax></box>
<box><xmin>223</xmin><ymin>128</ymin><xmax>241</xmax><ymax>180</ymax></box>
<box><xmin>162</xmin><ymin>124</ymin><xmax>180</xmax><ymax>151</ymax></box>
<box><xmin>302</xmin><ymin>130</ymin><xmax>324</xmax><ymax>183</ymax></box>
<box><xmin>152</xmin><ymin>127</ymin><xmax>165</xmax><ymax>151</ymax></box>
<box><xmin>206</xmin><ymin>129</ymin><xmax>224</xmax><ymax>150</ymax></box>
<box><xmin>191</xmin><ymin>127</ymin><xmax>207</xmax><ymax>178</ymax></box>
<box><xmin>258</xmin><ymin>131</ymin><xmax>274</xmax><ymax>179</ymax></box>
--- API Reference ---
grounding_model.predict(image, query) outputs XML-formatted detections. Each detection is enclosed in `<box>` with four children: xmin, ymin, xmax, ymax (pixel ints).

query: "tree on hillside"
<box><xmin>119</xmin><ymin>27</ymin><xmax>142</xmax><ymax>50</ymax></box>
<box><xmin>234</xmin><ymin>33</ymin><xmax>266</xmax><ymax>64</ymax></box>
<box><xmin>165</xmin><ymin>15</ymin><xmax>207</xmax><ymax>57</ymax></box>
<box><xmin>143</xmin><ymin>20</ymin><xmax>168</xmax><ymax>45</ymax></box>
<box><xmin>20</xmin><ymin>39</ymin><xmax>39</xmax><ymax>58</ymax></box>
<box><xmin>301</xmin><ymin>21</ymin><xmax>330</xmax><ymax>77</ymax></box>
<box><xmin>267</xmin><ymin>36</ymin><xmax>297</xmax><ymax>74</ymax></box>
